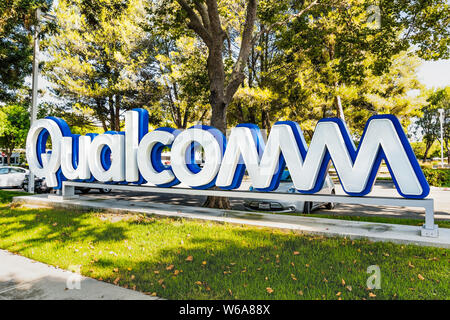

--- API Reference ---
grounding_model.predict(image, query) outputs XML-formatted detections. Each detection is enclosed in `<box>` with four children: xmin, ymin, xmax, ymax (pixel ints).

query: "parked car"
<box><xmin>21</xmin><ymin>175</ymin><xmax>52</xmax><ymax>193</ymax></box>
<box><xmin>244</xmin><ymin>175</ymin><xmax>336</xmax><ymax>214</ymax></box>
<box><xmin>77</xmin><ymin>187</ymin><xmax>112</xmax><ymax>194</ymax></box>
<box><xmin>0</xmin><ymin>166</ymin><xmax>29</xmax><ymax>188</ymax></box>
<box><xmin>21</xmin><ymin>175</ymin><xmax>112</xmax><ymax>194</ymax></box>
<box><xmin>280</xmin><ymin>168</ymin><xmax>291</xmax><ymax>182</ymax></box>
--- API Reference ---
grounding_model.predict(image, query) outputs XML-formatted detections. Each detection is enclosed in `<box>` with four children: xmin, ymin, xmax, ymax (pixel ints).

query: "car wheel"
<box><xmin>78</xmin><ymin>187</ymin><xmax>91</xmax><ymax>194</ymax></box>
<box><xmin>303</xmin><ymin>201</ymin><xmax>312</xmax><ymax>214</ymax></box>
<box><xmin>99</xmin><ymin>188</ymin><xmax>111</xmax><ymax>193</ymax></box>
<box><xmin>325</xmin><ymin>189</ymin><xmax>336</xmax><ymax>210</ymax></box>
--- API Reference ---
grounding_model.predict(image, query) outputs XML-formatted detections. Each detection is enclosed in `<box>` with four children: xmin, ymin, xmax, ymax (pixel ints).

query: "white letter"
<box><xmin>137</xmin><ymin>130</ymin><xmax>176</xmax><ymax>185</ymax></box>
<box><xmin>61</xmin><ymin>136</ymin><xmax>91</xmax><ymax>180</ymax></box>
<box><xmin>171</xmin><ymin>128</ymin><xmax>222</xmax><ymax>188</ymax></box>
<box><xmin>88</xmin><ymin>134</ymin><xmax>125</xmax><ymax>182</ymax></box>
<box><xmin>26</xmin><ymin>119</ymin><xmax>64</xmax><ymax>187</ymax></box>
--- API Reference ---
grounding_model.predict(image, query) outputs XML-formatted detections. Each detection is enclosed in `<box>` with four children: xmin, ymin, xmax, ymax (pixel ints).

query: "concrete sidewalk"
<box><xmin>0</xmin><ymin>249</ymin><xmax>159</xmax><ymax>300</ymax></box>
<box><xmin>13</xmin><ymin>194</ymin><xmax>450</xmax><ymax>248</ymax></box>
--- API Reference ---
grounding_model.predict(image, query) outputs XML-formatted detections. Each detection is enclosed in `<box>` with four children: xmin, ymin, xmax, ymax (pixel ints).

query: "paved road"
<box><xmin>78</xmin><ymin>181</ymin><xmax>450</xmax><ymax>221</ymax></box>
<box><xmin>5</xmin><ymin>181</ymin><xmax>449</xmax><ymax>220</ymax></box>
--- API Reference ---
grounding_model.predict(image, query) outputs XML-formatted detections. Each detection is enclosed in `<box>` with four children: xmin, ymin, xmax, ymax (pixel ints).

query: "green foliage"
<box><xmin>228</xmin><ymin>0</ymin><xmax>447</xmax><ymax>135</ymax></box>
<box><xmin>0</xmin><ymin>0</ymin><xmax>53</xmax><ymax>102</ymax></box>
<box><xmin>152</xmin><ymin>35</ymin><xmax>210</xmax><ymax>128</ymax></box>
<box><xmin>44</xmin><ymin>0</ymin><xmax>161</xmax><ymax>131</ymax></box>
<box><xmin>412</xmin><ymin>86</ymin><xmax>450</xmax><ymax>161</ymax></box>
<box><xmin>421</xmin><ymin>167</ymin><xmax>450</xmax><ymax>187</ymax></box>
<box><xmin>0</xmin><ymin>104</ymin><xmax>30</xmax><ymax>163</ymax></box>
<box><xmin>411</xmin><ymin>141</ymin><xmax>442</xmax><ymax>160</ymax></box>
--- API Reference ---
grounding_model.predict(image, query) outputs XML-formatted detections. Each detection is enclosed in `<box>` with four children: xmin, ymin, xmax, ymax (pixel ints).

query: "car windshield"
<box><xmin>0</xmin><ymin>168</ymin><xmax>9</xmax><ymax>174</ymax></box>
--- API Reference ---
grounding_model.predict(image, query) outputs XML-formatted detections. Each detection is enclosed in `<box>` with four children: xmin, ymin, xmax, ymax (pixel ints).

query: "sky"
<box><xmin>417</xmin><ymin>59</ymin><xmax>450</xmax><ymax>89</ymax></box>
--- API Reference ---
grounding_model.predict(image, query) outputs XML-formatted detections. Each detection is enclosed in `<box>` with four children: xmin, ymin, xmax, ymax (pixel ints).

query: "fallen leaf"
<box><xmin>195</xmin><ymin>281</ymin><xmax>202</xmax><ymax>285</ymax></box>
<box><xmin>266</xmin><ymin>287</ymin><xmax>274</xmax><ymax>294</ymax></box>
<box><xmin>346</xmin><ymin>285</ymin><xmax>352</xmax><ymax>292</ymax></box>
<box><xmin>113</xmin><ymin>277</ymin><xmax>120</xmax><ymax>285</ymax></box>
<box><xmin>185</xmin><ymin>256</ymin><xmax>193</xmax><ymax>262</ymax></box>
<box><xmin>228</xmin><ymin>289</ymin><xmax>232</xmax><ymax>296</ymax></box>
<box><xmin>369</xmin><ymin>292</ymin><xmax>376</xmax><ymax>298</ymax></box>
<box><xmin>131</xmin><ymin>275</ymin><xmax>135</xmax><ymax>280</ymax></box>
<box><xmin>336</xmin><ymin>292</ymin><xmax>341</xmax><ymax>296</ymax></box>
<box><xmin>127</xmin><ymin>267</ymin><xmax>132</xmax><ymax>271</ymax></box>
<box><xmin>166</xmin><ymin>264</ymin><xmax>174</xmax><ymax>271</ymax></box>
<box><xmin>408</xmin><ymin>261</ymin><xmax>415</xmax><ymax>268</ymax></box>
<box><xmin>418</xmin><ymin>274</ymin><xmax>425</xmax><ymax>281</ymax></box>
<box><xmin>174</xmin><ymin>270</ymin><xmax>180</xmax><ymax>276</ymax></box>
<box><xmin>293</xmin><ymin>251</ymin><xmax>300</xmax><ymax>255</ymax></box>
<box><xmin>202</xmin><ymin>261</ymin><xmax>207</xmax><ymax>265</ymax></box>
<box><xmin>298</xmin><ymin>290</ymin><xmax>303</xmax><ymax>296</ymax></box>
<box><xmin>154</xmin><ymin>270</ymin><xmax>160</xmax><ymax>274</ymax></box>
<box><xmin>113</xmin><ymin>268</ymin><xmax>119</xmax><ymax>272</ymax></box>
<box><xmin>341</xmin><ymin>279</ymin><xmax>346</xmax><ymax>286</ymax></box>
<box><xmin>158</xmin><ymin>279</ymin><xmax>165</xmax><ymax>285</ymax></box>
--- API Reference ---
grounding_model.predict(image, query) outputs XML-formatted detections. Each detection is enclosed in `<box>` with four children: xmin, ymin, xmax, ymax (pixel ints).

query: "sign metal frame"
<box><xmin>61</xmin><ymin>181</ymin><xmax>438</xmax><ymax>238</ymax></box>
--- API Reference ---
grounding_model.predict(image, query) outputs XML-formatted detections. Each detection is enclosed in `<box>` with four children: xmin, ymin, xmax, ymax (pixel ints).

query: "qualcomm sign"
<box><xmin>25</xmin><ymin>109</ymin><xmax>430</xmax><ymax>199</ymax></box>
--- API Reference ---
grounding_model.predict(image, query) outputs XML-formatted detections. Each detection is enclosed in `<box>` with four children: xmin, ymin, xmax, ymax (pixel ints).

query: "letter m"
<box><xmin>217</xmin><ymin>115</ymin><xmax>429</xmax><ymax>199</ymax></box>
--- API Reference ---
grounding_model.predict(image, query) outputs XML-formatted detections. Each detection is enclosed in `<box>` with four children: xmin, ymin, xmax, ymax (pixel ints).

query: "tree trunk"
<box><xmin>176</xmin><ymin>0</ymin><xmax>257</xmax><ymax>210</ymax></box>
<box><xmin>203</xmin><ymin>96</ymin><xmax>231</xmax><ymax>210</ymax></box>
<box><xmin>261</xmin><ymin>108</ymin><xmax>270</xmax><ymax>130</ymax></box>
<box><xmin>203</xmin><ymin>46</ymin><xmax>231</xmax><ymax>210</ymax></box>
<box><xmin>423</xmin><ymin>142</ymin><xmax>432</xmax><ymax>161</ymax></box>
<box><xmin>115</xmin><ymin>95</ymin><xmax>121</xmax><ymax>131</ymax></box>
<box><xmin>109</xmin><ymin>95</ymin><xmax>116</xmax><ymax>131</ymax></box>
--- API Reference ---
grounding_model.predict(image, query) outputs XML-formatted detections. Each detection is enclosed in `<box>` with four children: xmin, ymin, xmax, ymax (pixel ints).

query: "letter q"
<box><xmin>26</xmin><ymin>118</ymin><xmax>68</xmax><ymax>188</ymax></box>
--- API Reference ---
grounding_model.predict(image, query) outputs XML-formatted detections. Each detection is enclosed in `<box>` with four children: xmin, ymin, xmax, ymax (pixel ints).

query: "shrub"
<box><xmin>421</xmin><ymin>167</ymin><xmax>450</xmax><ymax>187</ymax></box>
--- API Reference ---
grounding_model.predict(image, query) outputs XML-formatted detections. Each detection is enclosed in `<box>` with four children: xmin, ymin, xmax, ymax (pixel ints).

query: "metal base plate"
<box><xmin>421</xmin><ymin>224</ymin><xmax>439</xmax><ymax>238</ymax></box>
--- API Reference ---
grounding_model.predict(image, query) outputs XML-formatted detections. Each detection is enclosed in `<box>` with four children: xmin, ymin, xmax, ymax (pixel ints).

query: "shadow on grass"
<box><xmin>0</xmin><ymin>205</ymin><xmax>128</xmax><ymax>250</ymax></box>
<box><xmin>0</xmin><ymin>197</ymin><xmax>448</xmax><ymax>300</ymax></box>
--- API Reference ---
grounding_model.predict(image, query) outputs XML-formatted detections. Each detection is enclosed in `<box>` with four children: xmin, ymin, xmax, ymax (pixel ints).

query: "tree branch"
<box><xmin>194</xmin><ymin>1</ymin><xmax>211</xmax><ymax>32</ymax></box>
<box><xmin>176</xmin><ymin>0</ymin><xmax>212</xmax><ymax>46</ymax></box>
<box><xmin>251</xmin><ymin>0</ymin><xmax>319</xmax><ymax>46</ymax></box>
<box><xmin>225</xmin><ymin>0</ymin><xmax>258</xmax><ymax>104</ymax></box>
<box><xmin>205</xmin><ymin>0</ymin><xmax>227</xmax><ymax>41</ymax></box>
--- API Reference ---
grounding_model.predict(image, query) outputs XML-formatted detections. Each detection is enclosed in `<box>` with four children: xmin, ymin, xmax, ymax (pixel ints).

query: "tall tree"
<box><xmin>151</xmin><ymin>0</ymin><xmax>261</xmax><ymax>208</ymax></box>
<box><xmin>153</xmin><ymin>36</ymin><xmax>210</xmax><ymax>129</ymax></box>
<box><xmin>0</xmin><ymin>0</ymin><xmax>53</xmax><ymax>103</ymax></box>
<box><xmin>44</xmin><ymin>0</ymin><xmax>161</xmax><ymax>131</ymax></box>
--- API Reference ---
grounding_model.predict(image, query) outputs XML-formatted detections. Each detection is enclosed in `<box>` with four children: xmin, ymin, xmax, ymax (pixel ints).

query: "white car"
<box><xmin>244</xmin><ymin>176</ymin><xmax>336</xmax><ymax>214</ymax></box>
<box><xmin>0</xmin><ymin>166</ymin><xmax>29</xmax><ymax>188</ymax></box>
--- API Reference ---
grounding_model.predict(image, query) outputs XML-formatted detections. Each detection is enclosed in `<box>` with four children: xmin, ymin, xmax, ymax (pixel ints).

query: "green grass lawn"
<box><xmin>0</xmin><ymin>190</ymin><xmax>448</xmax><ymax>300</ymax></box>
